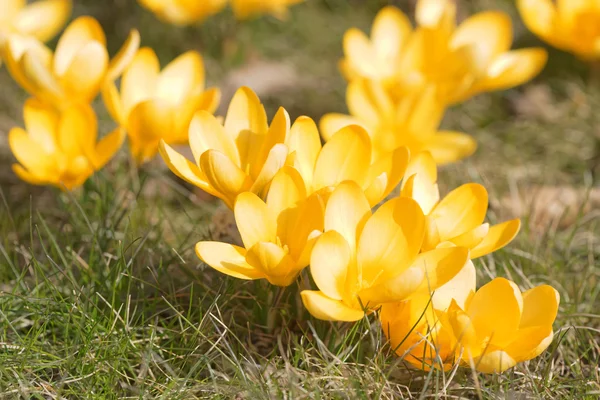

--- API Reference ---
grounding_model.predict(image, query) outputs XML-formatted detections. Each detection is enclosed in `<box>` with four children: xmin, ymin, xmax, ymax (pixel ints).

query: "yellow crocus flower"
<box><xmin>0</xmin><ymin>0</ymin><xmax>71</xmax><ymax>45</ymax></box>
<box><xmin>137</xmin><ymin>0</ymin><xmax>227</xmax><ymax>25</ymax></box>
<box><xmin>230</xmin><ymin>0</ymin><xmax>305</xmax><ymax>20</ymax></box>
<box><xmin>518</xmin><ymin>0</ymin><xmax>600</xmax><ymax>60</ymax></box>
<box><xmin>401</xmin><ymin>151</ymin><xmax>521</xmax><ymax>257</ymax></box>
<box><xmin>8</xmin><ymin>98</ymin><xmax>125</xmax><ymax>190</ymax></box>
<box><xmin>381</xmin><ymin>276</ymin><xmax>560</xmax><ymax>373</ymax></box>
<box><xmin>103</xmin><ymin>47</ymin><xmax>220</xmax><ymax>163</ymax></box>
<box><xmin>341</xmin><ymin>1</ymin><xmax>548</xmax><ymax>104</ymax></box>
<box><xmin>301</xmin><ymin>181</ymin><xmax>470</xmax><ymax>322</ymax></box>
<box><xmin>320</xmin><ymin>80</ymin><xmax>476</xmax><ymax>164</ymax></box>
<box><xmin>196</xmin><ymin>167</ymin><xmax>324</xmax><ymax>286</ymax></box>
<box><xmin>3</xmin><ymin>16</ymin><xmax>139</xmax><ymax>108</ymax></box>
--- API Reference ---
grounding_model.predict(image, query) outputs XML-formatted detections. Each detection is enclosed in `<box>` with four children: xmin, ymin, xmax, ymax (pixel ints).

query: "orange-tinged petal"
<box><xmin>479</xmin><ymin>48</ymin><xmax>547</xmax><ymax>93</ymax></box>
<box><xmin>250</xmin><ymin>107</ymin><xmax>290</xmax><ymax>178</ymax></box>
<box><xmin>519</xmin><ymin>285</ymin><xmax>560</xmax><ymax>329</ymax></box>
<box><xmin>448</xmin><ymin>299</ymin><xmax>479</xmax><ymax>352</ymax></box>
<box><xmin>412</xmin><ymin>246</ymin><xmax>470</xmax><ymax>292</ymax></box>
<box><xmin>312</xmin><ymin>125</ymin><xmax>371</xmax><ymax>191</ymax></box>
<box><xmin>265</xmin><ymin>166</ymin><xmax>307</xmax><ymax>217</ymax></box>
<box><xmin>424</xmin><ymin>131</ymin><xmax>477</xmax><ymax>165</ymax></box>
<box><xmin>127</xmin><ymin>98</ymin><xmax>174</xmax><ymax>160</ymax></box>
<box><xmin>470</xmin><ymin>219</ymin><xmax>521</xmax><ymax>258</ymax></box>
<box><xmin>120</xmin><ymin>47</ymin><xmax>160</xmax><ymax>114</ymax></box>
<box><xmin>23</xmin><ymin>98</ymin><xmax>59</xmax><ymax>153</ymax></box>
<box><xmin>472</xmin><ymin>350</ymin><xmax>516</xmax><ymax>373</ymax></box>
<box><xmin>195</xmin><ymin>241</ymin><xmax>264</xmax><ymax>280</ymax></box>
<box><xmin>13</xmin><ymin>0</ymin><xmax>72</xmax><ymax>42</ymax></box>
<box><xmin>156</xmin><ymin>50</ymin><xmax>204</xmax><ymax>105</ymax></box>
<box><xmin>429</xmin><ymin>183</ymin><xmax>488</xmax><ymax>241</ymax></box>
<box><xmin>234</xmin><ymin>191</ymin><xmax>277</xmax><ymax>249</ymax></box>
<box><xmin>286</xmin><ymin>116</ymin><xmax>321</xmax><ymax>188</ymax></box>
<box><xmin>57</xmin><ymin>104</ymin><xmax>97</xmax><ymax>157</ymax></box>
<box><xmin>449</xmin><ymin>224</ymin><xmax>489</xmax><ymax>250</ymax></box>
<box><xmin>301</xmin><ymin>290</ymin><xmax>365</xmax><ymax>321</ymax></box>
<box><xmin>310</xmin><ymin>230</ymin><xmax>351</xmax><ymax>301</ymax></box>
<box><xmin>8</xmin><ymin>127</ymin><xmax>57</xmax><ymax>177</ymax></box>
<box><xmin>363</xmin><ymin>146</ymin><xmax>410</xmax><ymax>206</ymax></box>
<box><xmin>357</xmin><ymin>197</ymin><xmax>425</xmax><ymax>285</ymax></box>
<box><xmin>319</xmin><ymin>113</ymin><xmax>361</xmax><ymax>142</ymax></box>
<box><xmin>188</xmin><ymin>110</ymin><xmax>239</xmax><ymax>166</ymax></box>
<box><xmin>200</xmin><ymin>150</ymin><xmax>253</xmax><ymax>205</ymax></box>
<box><xmin>324</xmin><ymin>181</ymin><xmax>371</xmax><ymax>251</ymax></box>
<box><xmin>249</xmin><ymin>143</ymin><xmax>288</xmax><ymax>196</ymax></box>
<box><xmin>102</xmin><ymin>82</ymin><xmax>125</xmax><ymax>125</ymax></box>
<box><xmin>12</xmin><ymin>163</ymin><xmax>47</xmax><ymax>186</ymax></box>
<box><xmin>92</xmin><ymin>127</ymin><xmax>125</xmax><ymax>169</ymax></box>
<box><xmin>516</xmin><ymin>0</ymin><xmax>558</xmax><ymax>44</ymax></box>
<box><xmin>105</xmin><ymin>29</ymin><xmax>140</xmax><ymax>82</ymax></box>
<box><xmin>467</xmin><ymin>278</ymin><xmax>523</xmax><ymax>348</ymax></box>
<box><xmin>431</xmin><ymin>260</ymin><xmax>476</xmax><ymax>311</ymax></box>
<box><xmin>245</xmin><ymin>242</ymin><xmax>298</xmax><ymax>286</ymax></box>
<box><xmin>359</xmin><ymin>266</ymin><xmax>426</xmax><ymax>306</ymax></box>
<box><xmin>53</xmin><ymin>16</ymin><xmax>106</xmax><ymax>76</ymax></box>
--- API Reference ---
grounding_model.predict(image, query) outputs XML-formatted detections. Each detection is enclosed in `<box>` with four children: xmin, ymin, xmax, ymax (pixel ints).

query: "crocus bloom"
<box><xmin>159</xmin><ymin>87</ymin><xmax>291</xmax><ymax>208</ymax></box>
<box><xmin>0</xmin><ymin>0</ymin><xmax>71</xmax><ymax>44</ymax></box>
<box><xmin>196</xmin><ymin>167</ymin><xmax>323</xmax><ymax>286</ymax></box>
<box><xmin>3</xmin><ymin>16</ymin><xmax>139</xmax><ymax>108</ymax></box>
<box><xmin>9</xmin><ymin>98</ymin><xmax>125</xmax><ymax>190</ymax></box>
<box><xmin>518</xmin><ymin>0</ymin><xmax>600</xmax><ymax>60</ymax></box>
<box><xmin>230</xmin><ymin>0</ymin><xmax>304</xmax><ymax>20</ymax></box>
<box><xmin>402</xmin><ymin>151</ymin><xmax>521</xmax><ymax>257</ymax></box>
<box><xmin>103</xmin><ymin>47</ymin><xmax>220</xmax><ymax>163</ymax></box>
<box><xmin>301</xmin><ymin>181</ymin><xmax>470</xmax><ymax>322</ymax></box>
<box><xmin>320</xmin><ymin>80</ymin><xmax>476</xmax><ymax>164</ymax></box>
<box><xmin>137</xmin><ymin>0</ymin><xmax>227</xmax><ymax>25</ymax></box>
<box><xmin>381</xmin><ymin>276</ymin><xmax>560</xmax><ymax>373</ymax></box>
<box><xmin>341</xmin><ymin>1</ymin><xmax>548</xmax><ymax>104</ymax></box>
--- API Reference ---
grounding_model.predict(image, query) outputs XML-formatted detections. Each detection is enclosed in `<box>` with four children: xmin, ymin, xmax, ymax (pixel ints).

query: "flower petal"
<box><xmin>266</xmin><ymin>166</ymin><xmax>307</xmax><ymax>217</ymax></box>
<box><xmin>120</xmin><ymin>47</ymin><xmax>160</xmax><ymax>115</ymax></box>
<box><xmin>57</xmin><ymin>104</ymin><xmax>97</xmax><ymax>158</ymax></box>
<box><xmin>431</xmin><ymin>259</ymin><xmax>476</xmax><ymax>311</ymax></box>
<box><xmin>105</xmin><ymin>29</ymin><xmax>141</xmax><ymax>82</ymax></box>
<box><xmin>357</xmin><ymin>197</ymin><xmax>425</xmax><ymax>285</ymax></box>
<box><xmin>156</xmin><ymin>50</ymin><xmax>205</xmax><ymax>105</ymax></box>
<box><xmin>504</xmin><ymin>326</ymin><xmax>554</xmax><ymax>363</ymax></box>
<box><xmin>412</xmin><ymin>246</ymin><xmax>471</xmax><ymax>292</ymax></box>
<box><xmin>58</xmin><ymin>41</ymin><xmax>109</xmax><ymax>102</ymax></box>
<box><xmin>319</xmin><ymin>113</ymin><xmax>361</xmax><ymax>142</ymax></box>
<box><xmin>12</xmin><ymin>163</ymin><xmax>48</xmax><ymax>186</ymax></box>
<box><xmin>470</xmin><ymin>219</ymin><xmax>521</xmax><ymax>258</ymax></box>
<box><xmin>300</xmin><ymin>290</ymin><xmax>365</xmax><ymax>322</ymax></box>
<box><xmin>9</xmin><ymin>127</ymin><xmax>57</xmax><ymax>178</ymax></box>
<box><xmin>429</xmin><ymin>183</ymin><xmax>488</xmax><ymax>241</ymax></box>
<box><xmin>188</xmin><ymin>110</ymin><xmax>239</xmax><ymax>166</ymax></box>
<box><xmin>224</xmin><ymin>86</ymin><xmax>268</xmax><ymax>141</ymax></box>
<box><xmin>449</xmin><ymin>223</ymin><xmax>489</xmax><ymax>250</ymax></box>
<box><xmin>312</xmin><ymin>125</ymin><xmax>372</xmax><ymax>191</ymax></box>
<box><xmin>324</xmin><ymin>181</ymin><xmax>371</xmax><ymax>251</ymax></box>
<box><xmin>195</xmin><ymin>241</ymin><xmax>263</xmax><ymax>280</ymax></box>
<box><xmin>13</xmin><ymin>0</ymin><xmax>72</xmax><ymax>42</ymax></box>
<box><xmin>372</xmin><ymin>6</ymin><xmax>412</xmax><ymax>66</ymax></box>
<box><xmin>286</xmin><ymin>116</ymin><xmax>321</xmax><ymax>188</ymax></box>
<box><xmin>127</xmin><ymin>98</ymin><xmax>174</xmax><ymax>161</ymax></box>
<box><xmin>471</xmin><ymin>350</ymin><xmax>516</xmax><ymax>373</ymax></box>
<box><xmin>92</xmin><ymin>127</ymin><xmax>125</xmax><ymax>169</ymax></box>
<box><xmin>246</xmin><ymin>242</ymin><xmax>298</xmax><ymax>286</ymax></box>
<box><xmin>234</xmin><ymin>191</ymin><xmax>277</xmax><ymax>249</ymax></box>
<box><xmin>53</xmin><ymin>16</ymin><xmax>106</xmax><ymax>76</ymax></box>
<box><xmin>401</xmin><ymin>151</ymin><xmax>440</xmax><ymax>215</ymax></box>
<box><xmin>200</xmin><ymin>150</ymin><xmax>253</xmax><ymax>206</ymax></box>
<box><xmin>22</xmin><ymin>98</ymin><xmax>59</xmax><ymax>153</ymax></box>
<box><xmin>424</xmin><ymin>131</ymin><xmax>477</xmax><ymax>165</ymax></box>
<box><xmin>249</xmin><ymin>143</ymin><xmax>289</xmax><ymax>197</ymax></box>
<box><xmin>516</xmin><ymin>0</ymin><xmax>558</xmax><ymax>45</ymax></box>
<box><xmin>343</xmin><ymin>28</ymin><xmax>378</xmax><ymax>78</ymax></box>
<box><xmin>479</xmin><ymin>48</ymin><xmax>548</xmax><ymax>93</ymax></box>
<box><xmin>363</xmin><ymin>146</ymin><xmax>410</xmax><ymax>206</ymax></box>
<box><xmin>310</xmin><ymin>230</ymin><xmax>351</xmax><ymax>301</ymax></box>
<box><xmin>519</xmin><ymin>284</ymin><xmax>560</xmax><ymax>329</ymax></box>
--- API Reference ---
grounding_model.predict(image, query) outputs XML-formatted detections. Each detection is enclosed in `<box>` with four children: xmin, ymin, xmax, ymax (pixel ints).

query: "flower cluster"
<box><xmin>138</xmin><ymin>0</ymin><xmax>304</xmax><ymax>25</ymax></box>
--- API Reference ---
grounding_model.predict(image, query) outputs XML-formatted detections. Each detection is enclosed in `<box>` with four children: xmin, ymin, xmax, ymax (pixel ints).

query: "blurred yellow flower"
<box><xmin>9</xmin><ymin>98</ymin><xmax>125</xmax><ymax>190</ymax></box>
<box><xmin>341</xmin><ymin>1</ymin><xmax>548</xmax><ymax>104</ymax></box>
<box><xmin>402</xmin><ymin>151</ymin><xmax>521</xmax><ymax>257</ymax></box>
<box><xmin>159</xmin><ymin>87</ymin><xmax>290</xmax><ymax>208</ymax></box>
<box><xmin>518</xmin><ymin>0</ymin><xmax>600</xmax><ymax>60</ymax></box>
<box><xmin>381</xmin><ymin>276</ymin><xmax>560</xmax><ymax>373</ymax></box>
<box><xmin>196</xmin><ymin>167</ymin><xmax>324</xmax><ymax>286</ymax></box>
<box><xmin>231</xmin><ymin>0</ymin><xmax>304</xmax><ymax>20</ymax></box>
<box><xmin>137</xmin><ymin>0</ymin><xmax>227</xmax><ymax>25</ymax></box>
<box><xmin>3</xmin><ymin>16</ymin><xmax>139</xmax><ymax>107</ymax></box>
<box><xmin>301</xmin><ymin>181</ymin><xmax>470</xmax><ymax>322</ymax></box>
<box><xmin>320</xmin><ymin>80</ymin><xmax>476</xmax><ymax>164</ymax></box>
<box><xmin>0</xmin><ymin>0</ymin><xmax>71</xmax><ymax>44</ymax></box>
<box><xmin>103</xmin><ymin>47</ymin><xmax>220</xmax><ymax>164</ymax></box>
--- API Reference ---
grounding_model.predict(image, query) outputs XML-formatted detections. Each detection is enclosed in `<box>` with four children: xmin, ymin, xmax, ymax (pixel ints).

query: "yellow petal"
<box><xmin>467</xmin><ymin>278</ymin><xmax>523</xmax><ymax>348</ymax></box>
<box><xmin>310</xmin><ymin>230</ymin><xmax>351</xmax><ymax>301</ymax></box>
<box><xmin>347</xmin><ymin>80</ymin><xmax>392</xmax><ymax>126</ymax></box>
<box><xmin>343</xmin><ymin>28</ymin><xmax>379</xmax><ymax>78</ymax></box>
<box><xmin>105</xmin><ymin>29</ymin><xmax>141</xmax><ymax>82</ymax></box>
<box><xmin>195</xmin><ymin>241</ymin><xmax>263</xmax><ymax>280</ymax></box>
<box><xmin>431</xmin><ymin>260</ymin><xmax>476</xmax><ymax>311</ymax></box>
<box><xmin>504</xmin><ymin>326</ymin><xmax>554</xmax><ymax>363</ymax></box>
<box><xmin>479</xmin><ymin>48</ymin><xmax>548</xmax><ymax>93</ymax></box>
<box><xmin>359</xmin><ymin>266</ymin><xmax>426</xmax><ymax>306</ymax></box>
<box><xmin>372</xmin><ymin>6</ymin><xmax>412</xmax><ymax>65</ymax></box>
<box><xmin>357</xmin><ymin>197</ymin><xmax>425</xmax><ymax>285</ymax></box>
<box><xmin>449</xmin><ymin>223</ymin><xmax>489</xmax><ymax>250</ymax></box>
<box><xmin>12</xmin><ymin>163</ymin><xmax>48</xmax><ymax>186</ymax></box>
<box><xmin>22</xmin><ymin>98</ymin><xmax>59</xmax><ymax>153</ymax></box>
<box><xmin>401</xmin><ymin>151</ymin><xmax>440</xmax><ymax>214</ymax></box>
<box><xmin>424</xmin><ymin>131</ymin><xmax>477</xmax><ymax>165</ymax></box>
<box><xmin>246</xmin><ymin>242</ymin><xmax>298</xmax><ymax>286</ymax></box>
<box><xmin>429</xmin><ymin>183</ymin><xmax>488</xmax><ymax>241</ymax></box>
<box><xmin>158</xmin><ymin>141</ymin><xmax>222</xmax><ymax>200</ymax></box>
<box><xmin>3</xmin><ymin>36</ymin><xmax>51</xmax><ymax>95</ymax></box>
<box><xmin>57</xmin><ymin>104</ymin><xmax>97</xmax><ymax>157</ymax></box>
<box><xmin>223</xmin><ymin>86</ymin><xmax>268</xmax><ymax>141</ymax></box>
<box><xmin>412</xmin><ymin>246</ymin><xmax>471</xmax><ymax>292</ymax></box>
<box><xmin>101</xmin><ymin>81</ymin><xmax>125</xmax><ymax>125</ymax></box>
<box><xmin>280</xmin><ymin>193</ymin><xmax>325</xmax><ymax>265</ymax></box>
<box><xmin>92</xmin><ymin>127</ymin><xmax>125</xmax><ymax>169</ymax></box>
<box><xmin>120</xmin><ymin>47</ymin><xmax>160</xmax><ymax>115</ymax></box>
<box><xmin>188</xmin><ymin>110</ymin><xmax>239</xmax><ymax>166</ymax></box>
<box><xmin>156</xmin><ymin>50</ymin><xmax>204</xmax><ymax>105</ymax></box>
<box><xmin>516</xmin><ymin>0</ymin><xmax>558</xmax><ymax>44</ymax></box>
<box><xmin>172</xmin><ymin>88</ymin><xmax>222</xmax><ymax>142</ymax></box>
<box><xmin>416</xmin><ymin>0</ymin><xmax>456</xmax><ymax>28</ymax></box>
<box><xmin>127</xmin><ymin>99</ymin><xmax>174</xmax><ymax>160</ymax></box>
<box><xmin>234</xmin><ymin>191</ymin><xmax>277</xmax><ymax>249</ymax></box>
<box><xmin>363</xmin><ymin>146</ymin><xmax>410</xmax><ymax>206</ymax></box>
<box><xmin>447</xmin><ymin>299</ymin><xmax>479</xmax><ymax>353</ymax></box>
<box><xmin>286</xmin><ymin>116</ymin><xmax>321</xmax><ymax>188</ymax></box>
<box><xmin>318</xmin><ymin>113</ymin><xmax>361</xmax><ymax>142</ymax></box>
<box><xmin>519</xmin><ymin>284</ymin><xmax>560</xmax><ymax>329</ymax></box>
<box><xmin>266</xmin><ymin>166</ymin><xmax>307</xmax><ymax>217</ymax></box>
<box><xmin>8</xmin><ymin>127</ymin><xmax>57</xmax><ymax>178</ymax></box>
<box><xmin>200</xmin><ymin>150</ymin><xmax>253</xmax><ymax>205</ymax></box>
<box><xmin>300</xmin><ymin>290</ymin><xmax>365</xmax><ymax>322</ymax></box>
<box><xmin>20</xmin><ymin>50</ymin><xmax>64</xmax><ymax>104</ymax></box>
<box><xmin>249</xmin><ymin>143</ymin><xmax>289</xmax><ymax>196</ymax></box>
<box><xmin>324</xmin><ymin>181</ymin><xmax>371</xmax><ymax>250</ymax></box>
<box><xmin>471</xmin><ymin>350</ymin><xmax>516</xmax><ymax>373</ymax></box>
<box><xmin>470</xmin><ymin>219</ymin><xmax>521</xmax><ymax>259</ymax></box>
<box><xmin>53</xmin><ymin>16</ymin><xmax>106</xmax><ymax>76</ymax></box>
<box><xmin>13</xmin><ymin>0</ymin><xmax>72</xmax><ymax>42</ymax></box>
<box><xmin>451</xmin><ymin>11</ymin><xmax>513</xmax><ymax>71</ymax></box>
<box><xmin>312</xmin><ymin>125</ymin><xmax>372</xmax><ymax>191</ymax></box>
